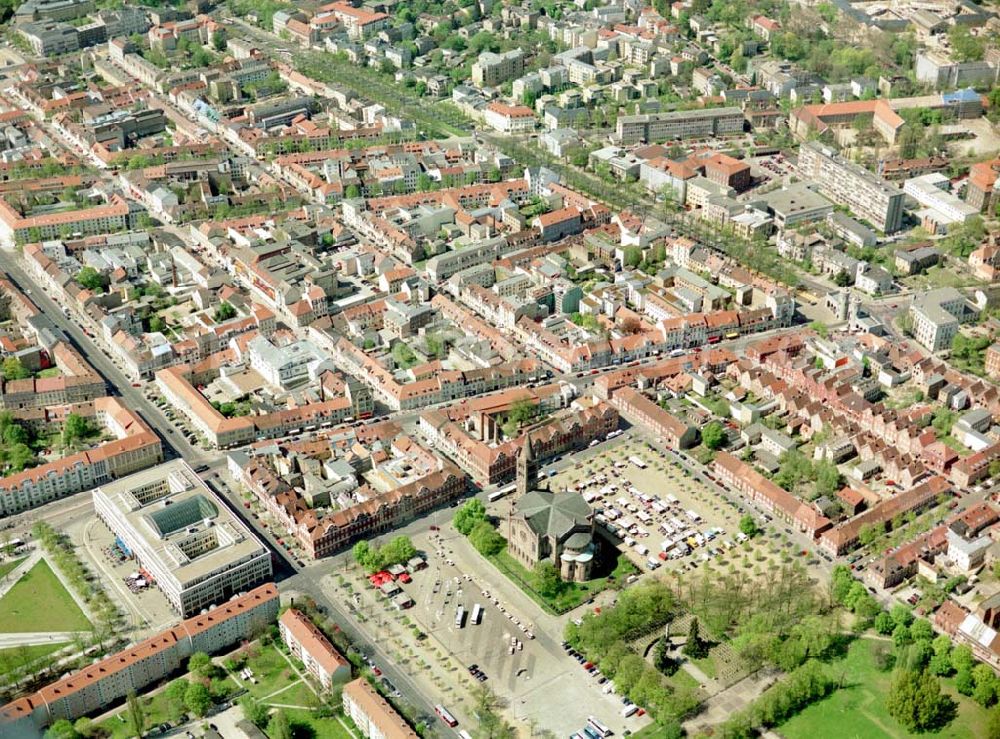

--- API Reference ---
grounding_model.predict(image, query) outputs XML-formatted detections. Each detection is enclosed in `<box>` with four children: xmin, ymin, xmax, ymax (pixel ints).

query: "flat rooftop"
<box><xmin>94</xmin><ymin>460</ymin><xmax>268</xmax><ymax>588</ymax></box>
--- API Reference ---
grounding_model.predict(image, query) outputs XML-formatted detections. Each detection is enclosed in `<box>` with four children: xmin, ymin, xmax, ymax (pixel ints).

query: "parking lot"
<box><xmin>356</xmin><ymin>525</ymin><xmax>651</xmax><ymax>737</ymax></box>
<box><xmin>546</xmin><ymin>436</ymin><xmax>744</xmax><ymax>576</ymax></box>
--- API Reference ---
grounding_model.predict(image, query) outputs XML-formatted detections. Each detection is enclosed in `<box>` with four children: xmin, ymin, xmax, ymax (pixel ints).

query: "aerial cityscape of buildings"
<box><xmin>0</xmin><ymin>0</ymin><xmax>994</xmax><ymax>736</ymax></box>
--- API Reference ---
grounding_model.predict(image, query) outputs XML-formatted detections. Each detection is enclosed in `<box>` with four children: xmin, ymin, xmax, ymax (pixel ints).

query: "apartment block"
<box><xmin>909</xmin><ymin>287</ymin><xmax>972</xmax><ymax>352</ymax></box>
<box><xmin>615</xmin><ymin>107</ymin><xmax>744</xmax><ymax>145</ymax></box>
<box><xmin>0</xmin><ymin>584</ymin><xmax>279</xmax><ymax>736</ymax></box>
<box><xmin>343</xmin><ymin>678</ymin><xmax>419</xmax><ymax>739</ymax></box>
<box><xmin>797</xmin><ymin>141</ymin><xmax>904</xmax><ymax>233</ymax></box>
<box><xmin>278</xmin><ymin>609</ymin><xmax>351</xmax><ymax>690</ymax></box>
<box><xmin>471</xmin><ymin>49</ymin><xmax>524</xmax><ymax>87</ymax></box>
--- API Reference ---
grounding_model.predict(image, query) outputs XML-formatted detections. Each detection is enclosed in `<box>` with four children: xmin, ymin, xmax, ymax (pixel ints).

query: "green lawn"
<box><xmin>0</xmin><ymin>641</ymin><xmax>69</xmax><ymax>672</ymax></box>
<box><xmin>779</xmin><ymin>639</ymin><xmax>990</xmax><ymax>739</ymax></box>
<box><xmin>488</xmin><ymin>548</ymin><xmax>636</xmax><ymax>615</ymax></box>
<box><xmin>689</xmin><ymin>654</ymin><xmax>718</xmax><ymax>679</ymax></box>
<box><xmin>666</xmin><ymin>667</ymin><xmax>702</xmax><ymax>692</ymax></box>
<box><xmin>244</xmin><ymin>644</ymin><xmax>301</xmax><ymax>700</ymax></box>
<box><xmin>35</xmin><ymin>368</ymin><xmax>61</xmax><ymax>378</ymax></box>
<box><xmin>0</xmin><ymin>559</ymin><xmax>91</xmax><ymax>632</ymax></box>
<box><xmin>96</xmin><ymin>689</ymin><xmax>177</xmax><ymax>739</ymax></box>
<box><xmin>0</xmin><ymin>557</ymin><xmax>25</xmax><ymax>579</ymax></box>
<box><xmin>267</xmin><ymin>680</ymin><xmax>317</xmax><ymax>708</ymax></box>
<box><xmin>277</xmin><ymin>709</ymin><xmax>356</xmax><ymax>739</ymax></box>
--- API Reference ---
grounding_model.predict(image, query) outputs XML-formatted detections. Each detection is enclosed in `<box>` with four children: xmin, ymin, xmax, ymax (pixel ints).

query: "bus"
<box><xmin>488</xmin><ymin>483</ymin><xmax>516</xmax><ymax>503</ymax></box>
<box><xmin>435</xmin><ymin>704</ymin><xmax>458</xmax><ymax>727</ymax></box>
<box><xmin>455</xmin><ymin>606</ymin><xmax>465</xmax><ymax>628</ymax></box>
<box><xmin>724</xmin><ymin>331</ymin><xmax>739</xmax><ymax>340</ymax></box>
<box><xmin>629</xmin><ymin>456</ymin><xmax>647</xmax><ymax>469</ymax></box>
<box><xmin>458</xmin><ymin>731</ymin><xmax>473</xmax><ymax>739</ymax></box>
<box><xmin>471</xmin><ymin>603</ymin><xmax>483</xmax><ymax>625</ymax></box>
<box><xmin>587</xmin><ymin>716</ymin><xmax>611</xmax><ymax>737</ymax></box>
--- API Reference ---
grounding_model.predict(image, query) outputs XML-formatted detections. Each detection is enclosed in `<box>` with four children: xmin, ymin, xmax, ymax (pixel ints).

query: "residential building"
<box><xmin>909</xmin><ymin>287</ymin><xmax>973</xmax><ymax>352</ymax></box>
<box><xmin>343</xmin><ymin>678</ymin><xmax>418</xmax><ymax>739</ymax></box>
<box><xmin>615</xmin><ymin>107</ymin><xmax>744</xmax><ymax>145</ymax></box>
<box><xmin>0</xmin><ymin>584</ymin><xmax>279</xmax><ymax>735</ymax></box>
<box><xmin>278</xmin><ymin>609</ymin><xmax>351</xmax><ymax>690</ymax></box>
<box><xmin>610</xmin><ymin>387</ymin><xmax>698</xmax><ymax>449</ymax></box>
<box><xmin>471</xmin><ymin>50</ymin><xmax>524</xmax><ymax>87</ymax></box>
<box><xmin>797</xmin><ymin>141</ymin><xmax>905</xmax><ymax>233</ymax></box>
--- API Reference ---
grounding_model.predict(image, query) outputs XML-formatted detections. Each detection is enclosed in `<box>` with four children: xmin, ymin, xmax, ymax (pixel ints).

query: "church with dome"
<box><xmin>506</xmin><ymin>433</ymin><xmax>595</xmax><ymax>582</ymax></box>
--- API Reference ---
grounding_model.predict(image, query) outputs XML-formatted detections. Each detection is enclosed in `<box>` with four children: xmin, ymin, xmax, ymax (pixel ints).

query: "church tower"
<box><xmin>515</xmin><ymin>431</ymin><xmax>537</xmax><ymax>498</ymax></box>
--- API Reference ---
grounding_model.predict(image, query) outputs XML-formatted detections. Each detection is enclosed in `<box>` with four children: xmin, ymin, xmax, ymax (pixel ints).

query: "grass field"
<box><xmin>244</xmin><ymin>644</ymin><xmax>300</xmax><ymax>700</ymax></box>
<box><xmin>267</xmin><ymin>680</ymin><xmax>317</xmax><ymax>708</ymax></box>
<box><xmin>779</xmin><ymin>639</ymin><xmax>990</xmax><ymax>739</ymax></box>
<box><xmin>0</xmin><ymin>641</ymin><xmax>68</xmax><ymax>671</ymax></box>
<box><xmin>275</xmin><ymin>709</ymin><xmax>357</xmax><ymax>739</ymax></box>
<box><xmin>0</xmin><ymin>557</ymin><xmax>25</xmax><ymax>580</ymax></box>
<box><xmin>0</xmin><ymin>559</ymin><xmax>91</xmax><ymax>633</ymax></box>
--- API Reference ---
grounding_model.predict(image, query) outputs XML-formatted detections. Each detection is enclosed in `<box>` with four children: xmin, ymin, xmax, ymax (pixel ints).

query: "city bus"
<box><xmin>587</xmin><ymin>717</ymin><xmax>612</xmax><ymax>737</ymax></box>
<box><xmin>488</xmin><ymin>483</ymin><xmax>516</xmax><ymax>503</ymax></box>
<box><xmin>458</xmin><ymin>731</ymin><xmax>473</xmax><ymax>739</ymax></box>
<box><xmin>435</xmin><ymin>704</ymin><xmax>458</xmax><ymax>727</ymax></box>
<box><xmin>455</xmin><ymin>605</ymin><xmax>465</xmax><ymax>628</ymax></box>
<box><xmin>471</xmin><ymin>603</ymin><xmax>483</xmax><ymax>625</ymax></box>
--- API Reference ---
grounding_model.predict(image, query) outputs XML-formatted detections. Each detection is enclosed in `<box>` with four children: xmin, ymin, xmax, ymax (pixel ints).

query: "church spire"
<box><xmin>516</xmin><ymin>431</ymin><xmax>537</xmax><ymax>498</ymax></box>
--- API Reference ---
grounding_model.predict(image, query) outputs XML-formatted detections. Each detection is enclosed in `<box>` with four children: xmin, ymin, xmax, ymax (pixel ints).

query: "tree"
<box><xmin>76</xmin><ymin>266</ymin><xmax>104</xmax><ymax>292</ymax></box>
<box><xmin>1</xmin><ymin>357</ymin><xmax>30</xmax><ymax>380</ymax></box>
<box><xmin>875</xmin><ymin>612</ymin><xmax>895</xmax><ymax>635</ymax></box>
<box><xmin>973</xmin><ymin>663</ymin><xmax>999</xmax><ymax>707</ymax></box>
<box><xmin>989</xmin><ymin>705</ymin><xmax>1000</xmax><ymax>739</ymax></box>
<box><xmin>702</xmin><ymin>421</ymin><xmax>725</xmax><ymax>450</ymax></box>
<box><xmin>184</xmin><ymin>681</ymin><xmax>212</xmax><ymax>717</ymax></box>
<box><xmin>833</xmin><ymin>270</ymin><xmax>852</xmax><ymax>287</ymax></box>
<box><xmin>380</xmin><ymin>536</ymin><xmax>416</xmax><ymax>566</ymax></box>
<box><xmin>149</xmin><ymin>316</ymin><xmax>166</xmax><ymax>333</ymax></box>
<box><xmin>352</xmin><ymin>540</ymin><xmax>383</xmax><ymax>572</ymax></box>
<box><xmin>454</xmin><ymin>498</ymin><xmax>487</xmax><ymax>535</ymax></box>
<box><xmin>72</xmin><ymin>718</ymin><xmax>94</xmax><ymax>738</ymax></box>
<box><xmin>891</xmin><ymin>604</ymin><xmax>914</xmax><ymax>628</ymax></box>
<box><xmin>469</xmin><ymin>520</ymin><xmax>505</xmax><ymax>556</ymax></box>
<box><xmin>345</xmin><ymin>184</ymin><xmax>361</xmax><ymax>199</ymax></box>
<box><xmin>683</xmin><ymin>617</ymin><xmax>708</xmax><ymax>659</ymax></box>
<box><xmin>212</xmin><ymin>29</ymin><xmax>226</xmax><ymax>52</ymax></box>
<box><xmin>63</xmin><ymin>413</ymin><xmax>93</xmax><ymax>446</ymax></box>
<box><xmin>164</xmin><ymin>679</ymin><xmax>189</xmax><ymax>721</ymax></box>
<box><xmin>892</xmin><ymin>624</ymin><xmax>912</xmax><ymax>649</ymax></box>
<box><xmin>948</xmin><ymin>24</ymin><xmax>985</xmax><ymax>62</ymax></box>
<box><xmin>268</xmin><ymin>709</ymin><xmax>293</xmax><ymax>739</ymax></box>
<box><xmin>214</xmin><ymin>302</ymin><xmax>237</xmax><ymax>322</ymax></box>
<box><xmin>911</xmin><ymin>619</ymin><xmax>933</xmax><ymax>642</ymax></box>
<box><xmin>188</xmin><ymin>651</ymin><xmax>212</xmax><ymax>675</ymax></box>
<box><xmin>45</xmin><ymin>720</ymin><xmax>81</xmax><ymax>739</ymax></box>
<box><xmin>126</xmin><ymin>691</ymin><xmax>144</xmax><ymax>739</ymax></box>
<box><xmin>534</xmin><ymin>561</ymin><xmax>563</xmax><ymax>598</ymax></box>
<box><xmin>886</xmin><ymin>669</ymin><xmax>951</xmax><ymax>732</ymax></box>
<box><xmin>240</xmin><ymin>695</ymin><xmax>269</xmax><ymax>728</ymax></box>
<box><xmin>858</xmin><ymin>521</ymin><xmax>886</xmax><ymax>547</ymax></box>
<box><xmin>814</xmin><ymin>459</ymin><xmax>843</xmax><ymax>497</ymax></box>
<box><xmin>623</xmin><ymin>246</ymin><xmax>642</xmax><ymax>268</ymax></box>
<box><xmin>738</xmin><ymin>515</ymin><xmax>760</xmax><ymax>538</ymax></box>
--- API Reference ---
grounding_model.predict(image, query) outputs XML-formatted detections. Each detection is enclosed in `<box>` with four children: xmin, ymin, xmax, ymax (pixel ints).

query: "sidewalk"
<box><xmin>0</xmin><ymin>550</ymin><xmax>41</xmax><ymax>600</ymax></box>
<box><xmin>0</xmin><ymin>630</ymin><xmax>87</xmax><ymax>648</ymax></box>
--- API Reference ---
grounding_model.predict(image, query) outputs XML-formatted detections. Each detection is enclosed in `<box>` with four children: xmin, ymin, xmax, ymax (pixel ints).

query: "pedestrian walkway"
<box><xmin>0</xmin><ymin>550</ymin><xmax>41</xmax><ymax>600</ymax></box>
<box><xmin>0</xmin><ymin>630</ymin><xmax>84</xmax><ymax>648</ymax></box>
